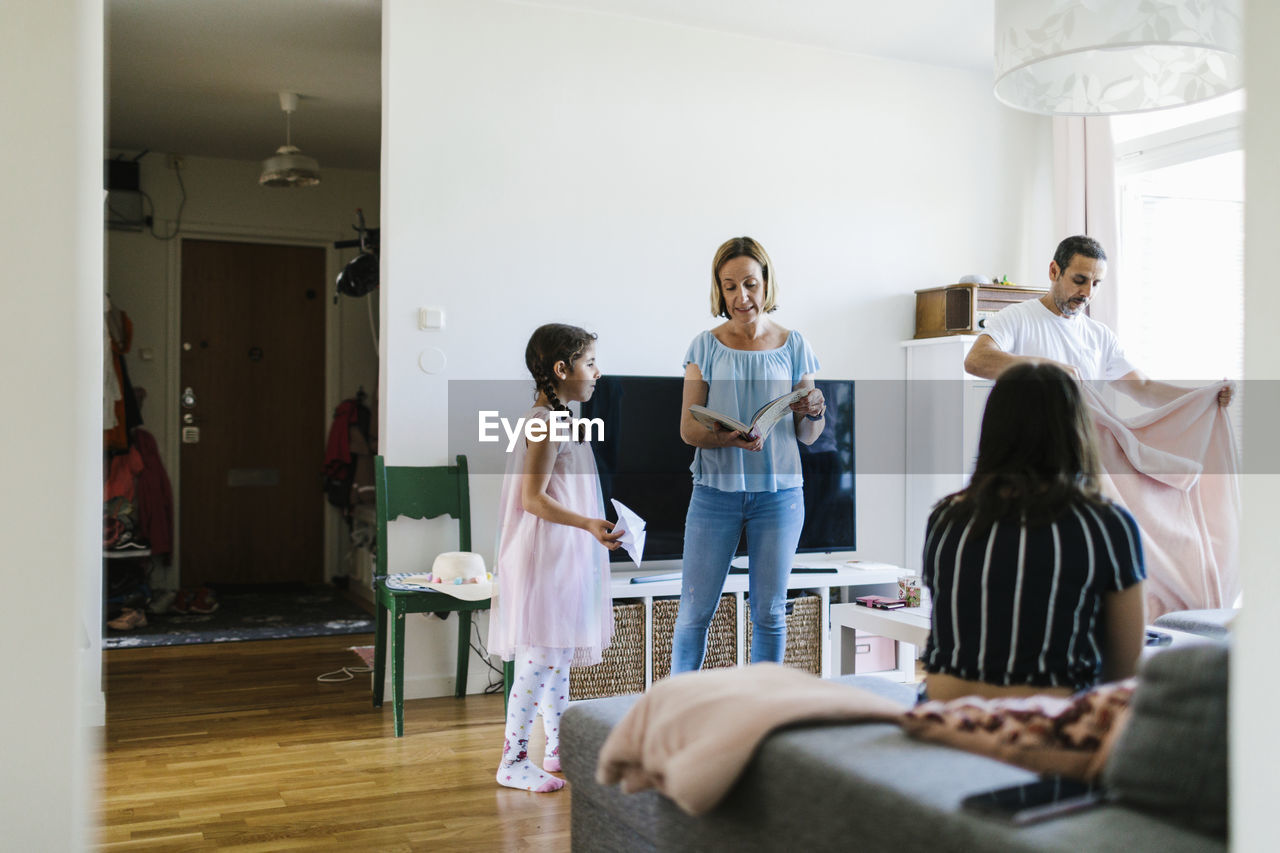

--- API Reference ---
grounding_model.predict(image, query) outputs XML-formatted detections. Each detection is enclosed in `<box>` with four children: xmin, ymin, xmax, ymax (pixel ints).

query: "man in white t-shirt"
<box><xmin>965</xmin><ymin>235</ymin><xmax>1233</xmax><ymax>408</ymax></box>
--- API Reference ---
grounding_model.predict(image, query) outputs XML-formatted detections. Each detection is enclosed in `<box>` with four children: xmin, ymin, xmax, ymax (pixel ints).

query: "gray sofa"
<box><xmin>562</xmin><ymin>643</ymin><xmax>1227</xmax><ymax>853</ymax></box>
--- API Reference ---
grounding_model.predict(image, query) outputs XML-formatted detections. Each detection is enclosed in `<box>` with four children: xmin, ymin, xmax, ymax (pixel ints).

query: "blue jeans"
<box><xmin>671</xmin><ymin>485</ymin><xmax>805</xmax><ymax>674</ymax></box>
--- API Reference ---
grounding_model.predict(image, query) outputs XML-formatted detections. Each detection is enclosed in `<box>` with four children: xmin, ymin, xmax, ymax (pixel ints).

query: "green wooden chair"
<box><xmin>372</xmin><ymin>454</ymin><xmax>512</xmax><ymax>737</ymax></box>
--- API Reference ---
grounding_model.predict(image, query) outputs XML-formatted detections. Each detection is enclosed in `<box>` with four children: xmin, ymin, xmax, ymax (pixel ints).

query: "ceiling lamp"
<box><xmin>259</xmin><ymin>91</ymin><xmax>321</xmax><ymax>187</ymax></box>
<box><xmin>994</xmin><ymin>0</ymin><xmax>1243</xmax><ymax>115</ymax></box>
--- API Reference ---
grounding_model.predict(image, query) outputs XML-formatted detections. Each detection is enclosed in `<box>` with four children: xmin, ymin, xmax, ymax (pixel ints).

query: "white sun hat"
<box><xmin>389</xmin><ymin>551</ymin><xmax>493</xmax><ymax>601</ymax></box>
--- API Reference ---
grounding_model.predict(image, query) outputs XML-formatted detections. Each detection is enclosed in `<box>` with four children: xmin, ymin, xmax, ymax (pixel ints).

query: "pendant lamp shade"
<box><xmin>260</xmin><ymin>145</ymin><xmax>321</xmax><ymax>188</ymax></box>
<box><xmin>260</xmin><ymin>92</ymin><xmax>321</xmax><ymax>187</ymax></box>
<box><xmin>994</xmin><ymin>0</ymin><xmax>1243</xmax><ymax>115</ymax></box>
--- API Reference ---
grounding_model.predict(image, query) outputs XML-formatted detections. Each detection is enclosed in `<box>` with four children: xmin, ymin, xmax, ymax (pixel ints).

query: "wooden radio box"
<box><xmin>914</xmin><ymin>283</ymin><xmax>1047</xmax><ymax>339</ymax></box>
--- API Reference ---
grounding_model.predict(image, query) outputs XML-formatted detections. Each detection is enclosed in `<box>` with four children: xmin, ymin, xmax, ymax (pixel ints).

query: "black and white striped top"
<box><xmin>921</xmin><ymin>497</ymin><xmax>1146</xmax><ymax>692</ymax></box>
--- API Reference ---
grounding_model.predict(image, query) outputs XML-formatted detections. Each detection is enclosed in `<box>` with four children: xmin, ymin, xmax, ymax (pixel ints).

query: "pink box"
<box><xmin>852</xmin><ymin>634</ymin><xmax>897</xmax><ymax>673</ymax></box>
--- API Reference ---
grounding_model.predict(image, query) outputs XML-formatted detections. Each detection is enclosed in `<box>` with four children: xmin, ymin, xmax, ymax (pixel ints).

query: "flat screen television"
<box><xmin>581</xmin><ymin>376</ymin><xmax>855</xmax><ymax>563</ymax></box>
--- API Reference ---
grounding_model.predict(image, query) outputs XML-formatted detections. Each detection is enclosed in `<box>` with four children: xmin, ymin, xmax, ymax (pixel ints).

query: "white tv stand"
<box><xmin>608</xmin><ymin>557</ymin><xmax>903</xmax><ymax>685</ymax></box>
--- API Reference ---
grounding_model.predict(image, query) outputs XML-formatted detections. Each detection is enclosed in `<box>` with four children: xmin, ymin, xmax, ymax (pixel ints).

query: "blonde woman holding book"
<box><xmin>672</xmin><ymin>236</ymin><xmax>825</xmax><ymax>675</ymax></box>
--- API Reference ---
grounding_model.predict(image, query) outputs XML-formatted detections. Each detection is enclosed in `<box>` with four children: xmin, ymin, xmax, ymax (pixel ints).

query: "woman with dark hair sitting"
<box><xmin>921</xmin><ymin>362</ymin><xmax>1147</xmax><ymax>702</ymax></box>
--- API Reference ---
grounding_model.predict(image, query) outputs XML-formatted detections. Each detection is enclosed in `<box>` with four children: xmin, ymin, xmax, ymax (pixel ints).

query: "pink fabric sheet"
<box><xmin>1084</xmin><ymin>383</ymin><xmax>1240</xmax><ymax>619</ymax></box>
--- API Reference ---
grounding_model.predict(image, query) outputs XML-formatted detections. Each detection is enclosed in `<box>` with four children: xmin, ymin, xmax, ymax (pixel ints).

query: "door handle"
<box><xmin>181</xmin><ymin>386</ymin><xmax>197</xmax><ymax>409</ymax></box>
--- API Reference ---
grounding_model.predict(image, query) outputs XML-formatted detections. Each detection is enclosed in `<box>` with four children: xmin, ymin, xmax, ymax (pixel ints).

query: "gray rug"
<box><xmin>104</xmin><ymin>584</ymin><xmax>375</xmax><ymax>649</ymax></box>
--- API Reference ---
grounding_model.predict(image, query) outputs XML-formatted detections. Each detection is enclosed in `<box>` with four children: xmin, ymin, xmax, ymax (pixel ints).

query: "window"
<box><xmin>1117</xmin><ymin>151</ymin><xmax>1243</xmax><ymax>382</ymax></box>
<box><xmin>1112</xmin><ymin>92</ymin><xmax>1244</xmax><ymax>439</ymax></box>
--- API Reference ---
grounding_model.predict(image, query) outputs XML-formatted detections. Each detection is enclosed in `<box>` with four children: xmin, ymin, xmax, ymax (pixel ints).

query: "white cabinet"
<box><xmin>902</xmin><ymin>336</ymin><xmax>993</xmax><ymax>573</ymax></box>
<box><xmin>608</xmin><ymin>561</ymin><xmax>903</xmax><ymax>681</ymax></box>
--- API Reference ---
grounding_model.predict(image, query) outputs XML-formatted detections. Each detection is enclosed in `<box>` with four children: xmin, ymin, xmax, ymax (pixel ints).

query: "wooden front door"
<box><xmin>179</xmin><ymin>239</ymin><xmax>326</xmax><ymax>587</ymax></box>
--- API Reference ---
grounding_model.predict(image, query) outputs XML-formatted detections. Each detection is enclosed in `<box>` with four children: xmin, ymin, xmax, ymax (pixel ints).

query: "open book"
<box><xmin>689</xmin><ymin>388</ymin><xmax>809</xmax><ymax>441</ymax></box>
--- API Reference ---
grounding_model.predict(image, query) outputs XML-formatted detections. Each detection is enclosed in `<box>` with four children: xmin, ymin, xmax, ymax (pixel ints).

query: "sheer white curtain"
<box><xmin>1052</xmin><ymin>116</ymin><xmax>1120</xmax><ymax>332</ymax></box>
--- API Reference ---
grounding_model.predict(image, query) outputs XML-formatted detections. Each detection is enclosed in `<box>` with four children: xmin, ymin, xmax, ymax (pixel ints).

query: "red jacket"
<box><xmin>133</xmin><ymin>429</ymin><xmax>174</xmax><ymax>560</ymax></box>
<box><xmin>325</xmin><ymin>400</ymin><xmax>360</xmax><ymax>469</ymax></box>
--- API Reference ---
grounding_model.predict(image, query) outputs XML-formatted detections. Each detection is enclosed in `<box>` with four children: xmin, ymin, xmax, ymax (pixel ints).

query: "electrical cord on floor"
<box><xmin>314</xmin><ymin>621</ymin><xmax>502</xmax><ymax>690</ymax></box>
<box><xmin>316</xmin><ymin>666</ymin><xmax>372</xmax><ymax>683</ymax></box>
<box><xmin>316</xmin><ymin>646</ymin><xmax>374</xmax><ymax>683</ymax></box>
<box><xmin>470</xmin><ymin>618</ymin><xmax>506</xmax><ymax>695</ymax></box>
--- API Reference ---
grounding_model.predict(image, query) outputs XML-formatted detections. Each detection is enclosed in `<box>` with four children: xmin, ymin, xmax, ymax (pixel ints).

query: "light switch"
<box><xmin>419</xmin><ymin>307</ymin><xmax>445</xmax><ymax>330</ymax></box>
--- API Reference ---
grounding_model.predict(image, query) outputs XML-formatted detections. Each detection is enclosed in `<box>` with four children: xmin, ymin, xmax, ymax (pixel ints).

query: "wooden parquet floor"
<box><xmin>99</xmin><ymin>634</ymin><xmax>570</xmax><ymax>851</ymax></box>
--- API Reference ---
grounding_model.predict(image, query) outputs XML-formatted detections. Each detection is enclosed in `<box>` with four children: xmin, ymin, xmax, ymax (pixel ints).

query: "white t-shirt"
<box><xmin>982</xmin><ymin>298</ymin><xmax>1135</xmax><ymax>381</ymax></box>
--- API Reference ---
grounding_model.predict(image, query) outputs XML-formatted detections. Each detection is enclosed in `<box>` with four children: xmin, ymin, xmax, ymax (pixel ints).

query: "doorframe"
<box><xmin>163</xmin><ymin>220</ymin><xmax>352</xmax><ymax>587</ymax></box>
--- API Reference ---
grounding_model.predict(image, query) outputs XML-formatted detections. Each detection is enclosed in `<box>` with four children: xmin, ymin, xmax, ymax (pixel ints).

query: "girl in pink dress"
<box><xmin>489</xmin><ymin>323</ymin><xmax>622</xmax><ymax>792</ymax></box>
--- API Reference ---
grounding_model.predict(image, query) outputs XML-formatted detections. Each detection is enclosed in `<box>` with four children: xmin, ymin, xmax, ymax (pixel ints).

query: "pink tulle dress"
<box><xmin>487</xmin><ymin>407</ymin><xmax>614</xmax><ymax>666</ymax></box>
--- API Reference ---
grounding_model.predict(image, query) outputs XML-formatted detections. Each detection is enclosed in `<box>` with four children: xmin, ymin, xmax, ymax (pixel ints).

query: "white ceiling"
<box><xmin>530</xmin><ymin>0</ymin><xmax>995</xmax><ymax>70</ymax></box>
<box><xmin>106</xmin><ymin>0</ymin><xmax>994</xmax><ymax>172</ymax></box>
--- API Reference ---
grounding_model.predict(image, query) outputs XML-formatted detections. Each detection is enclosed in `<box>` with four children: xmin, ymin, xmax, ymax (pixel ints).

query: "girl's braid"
<box><xmin>531</xmin><ymin>364</ymin><xmax>570</xmax><ymax>413</ymax></box>
<box><xmin>524</xmin><ymin>324</ymin><xmax>598</xmax><ymax>435</ymax></box>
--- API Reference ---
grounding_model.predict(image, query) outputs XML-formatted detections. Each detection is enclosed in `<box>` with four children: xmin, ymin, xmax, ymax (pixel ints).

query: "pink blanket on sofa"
<box><xmin>595</xmin><ymin>664</ymin><xmax>902</xmax><ymax>815</ymax></box>
<box><xmin>1084</xmin><ymin>383</ymin><xmax>1240</xmax><ymax>619</ymax></box>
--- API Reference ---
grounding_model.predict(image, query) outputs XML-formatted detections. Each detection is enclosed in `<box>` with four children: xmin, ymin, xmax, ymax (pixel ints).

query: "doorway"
<box><xmin>179</xmin><ymin>238</ymin><xmax>326</xmax><ymax>587</ymax></box>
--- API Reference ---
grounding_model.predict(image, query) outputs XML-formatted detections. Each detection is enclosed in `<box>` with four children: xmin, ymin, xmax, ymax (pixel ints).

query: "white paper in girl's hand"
<box><xmin>610</xmin><ymin>499</ymin><xmax>647</xmax><ymax>568</ymax></box>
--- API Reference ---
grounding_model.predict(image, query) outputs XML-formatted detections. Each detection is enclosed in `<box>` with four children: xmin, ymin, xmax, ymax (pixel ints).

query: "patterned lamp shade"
<box><xmin>994</xmin><ymin>0</ymin><xmax>1243</xmax><ymax>115</ymax></box>
<box><xmin>260</xmin><ymin>145</ymin><xmax>321</xmax><ymax>188</ymax></box>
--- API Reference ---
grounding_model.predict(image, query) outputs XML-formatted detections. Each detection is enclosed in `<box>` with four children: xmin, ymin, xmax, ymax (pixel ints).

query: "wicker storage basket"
<box><xmin>569</xmin><ymin>601</ymin><xmax>646</xmax><ymax>700</ymax></box>
<box><xmin>745</xmin><ymin>592</ymin><xmax>822</xmax><ymax>674</ymax></box>
<box><xmin>650</xmin><ymin>594</ymin><xmax>737</xmax><ymax>682</ymax></box>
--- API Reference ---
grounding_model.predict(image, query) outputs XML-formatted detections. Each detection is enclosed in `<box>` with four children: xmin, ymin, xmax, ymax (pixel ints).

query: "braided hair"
<box><xmin>524</xmin><ymin>323</ymin><xmax>598</xmax><ymax>417</ymax></box>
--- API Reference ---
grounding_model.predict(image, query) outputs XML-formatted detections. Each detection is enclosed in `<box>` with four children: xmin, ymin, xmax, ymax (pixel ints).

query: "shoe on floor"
<box><xmin>148</xmin><ymin>589</ymin><xmax>177</xmax><ymax>615</ymax></box>
<box><xmin>107</xmin><ymin>607</ymin><xmax>147</xmax><ymax>631</ymax></box>
<box><xmin>188</xmin><ymin>587</ymin><xmax>219</xmax><ymax>614</ymax></box>
<box><xmin>171</xmin><ymin>589</ymin><xmax>193</xmax><ymax>615</ymax></box>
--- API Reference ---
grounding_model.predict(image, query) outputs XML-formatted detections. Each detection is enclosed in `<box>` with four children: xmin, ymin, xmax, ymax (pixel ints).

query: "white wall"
<box><xmin>107</xmin><ymin>154</ymin><xmax>380</xmax><ymax>587</ymax></box>
<box><xmin>0</xmin><ymin>1</ymin><xmax>100</xmax><ymax>848</ymax></box>
<box><xmin>1235</xmin><ymin>1</ymin><xmax>1280</xmax><ymax>847</ymax></box>
<box><xmin>382</xmin><ymin>0</ymin><xmax>1052</xmax><ymax>697</ymax></box>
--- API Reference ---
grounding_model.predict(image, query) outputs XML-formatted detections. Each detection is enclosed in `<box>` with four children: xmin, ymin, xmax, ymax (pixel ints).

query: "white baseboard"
<box><xmin>392</xmin><ymin>672</ymin><xmax>459</xmax><ymax>700</ymax></box>
<box><xmin>377</xmin><ymin>661</ymin><xmax>503</xmax><ymax>701</ymax></box>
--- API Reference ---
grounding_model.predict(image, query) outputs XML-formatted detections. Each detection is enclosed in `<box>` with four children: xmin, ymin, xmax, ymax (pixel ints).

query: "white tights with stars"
<box><xmin>497</xmin><ymin>645</ymin><xmax>573</xmax><ymax>792</ymax></box>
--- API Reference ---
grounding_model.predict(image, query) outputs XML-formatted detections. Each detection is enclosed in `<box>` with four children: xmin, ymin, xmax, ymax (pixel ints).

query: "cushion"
<box><xmin>901</xmin><ymin>680</ymin><xmax>1135</xmax><ymax>781</ymax></box>
<box><xmin>1102</xmin><ymin>642</ymin><xmax>1229</xmax><ymax>838</ymax></box>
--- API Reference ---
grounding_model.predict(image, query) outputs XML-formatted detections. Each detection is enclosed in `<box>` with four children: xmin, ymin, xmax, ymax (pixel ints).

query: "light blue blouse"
<box><xmin>684</xmin><ymin>329</ymin><xmax>821</xmax><ymax>493</ymax></box>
